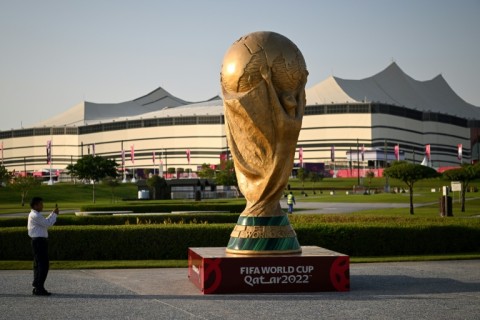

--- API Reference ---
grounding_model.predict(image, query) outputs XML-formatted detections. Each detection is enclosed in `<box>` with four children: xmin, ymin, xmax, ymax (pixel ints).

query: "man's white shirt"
<box><xmin>27</xmin><ymin>210</ymin><xmax>57</xmax><ymax>238</ymax></box>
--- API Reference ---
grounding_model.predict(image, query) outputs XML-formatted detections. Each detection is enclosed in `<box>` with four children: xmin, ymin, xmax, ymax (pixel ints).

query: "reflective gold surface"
<box><xmin>221</xmin><ymin>31</ymin><xmax>308</xmax><ymax>218</ymax></box>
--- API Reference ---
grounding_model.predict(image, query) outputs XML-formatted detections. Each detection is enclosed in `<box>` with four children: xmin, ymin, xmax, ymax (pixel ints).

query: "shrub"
<box><xmin>0</xmin><ymin>214</ymin><xmax>240</xmax><ymax>228</ymax></box>
<box><xmin>1</xmin><ymin>220</ymin><xmax>478</xmax><ymax>260</ymax></box>
<box><xmin>79</xmin><ymin>202</ymin><xmax>246</xmax><ymax>213</ymax></box>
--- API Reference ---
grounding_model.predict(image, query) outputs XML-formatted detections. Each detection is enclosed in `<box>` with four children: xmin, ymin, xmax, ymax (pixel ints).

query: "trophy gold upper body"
<box><xmin>220</xmin><ymin>31</ymin><xmax>308</xmax><ymax>254</ymax></box>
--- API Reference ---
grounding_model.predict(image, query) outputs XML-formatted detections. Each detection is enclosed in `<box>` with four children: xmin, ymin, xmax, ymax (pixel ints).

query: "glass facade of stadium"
<box><xmin>1</xmin><ymin>102</ymin><xmax>478</xmax><ymax>177</ymax></box>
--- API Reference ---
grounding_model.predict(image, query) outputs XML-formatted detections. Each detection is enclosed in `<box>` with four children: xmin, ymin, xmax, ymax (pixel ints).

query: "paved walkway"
<box><xmin>1</xmin><ymin>260</ymin><xmax>479</xmax><ymax>319</ymax></box>
<box><xmin>280</xmin><ymin>200</ymin><xmax>411</xmax><ymax>214</ymax></box>
<box><xmin>1</xmin><ymin>202</ymin><xmax>412</xmax><ymax>218</ymax></box>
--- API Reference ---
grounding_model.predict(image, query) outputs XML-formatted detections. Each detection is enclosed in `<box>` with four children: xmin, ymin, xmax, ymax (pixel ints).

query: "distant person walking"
<box><xmin>287</xmin><ymin>192</ymin><xmax>296</xmax><ymax>214</ymax></box>
<box><xmin>27</xmin><ymin>197</ymin><xmax>59</xmax><ymax>296</ymax></box>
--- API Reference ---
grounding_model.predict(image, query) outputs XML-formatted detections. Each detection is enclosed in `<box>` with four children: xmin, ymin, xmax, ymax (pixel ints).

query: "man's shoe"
<box><xmin>33</xmin><ymin>288</ymin><xmax>51</xmax><ymax>296</ymax></box>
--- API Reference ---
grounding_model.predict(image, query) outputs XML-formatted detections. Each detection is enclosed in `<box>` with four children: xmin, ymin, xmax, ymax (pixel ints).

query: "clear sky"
<box><xmin>0</xmin><ymin>0</ymin><xmax>479</xmax><ymax>130</ymax></box>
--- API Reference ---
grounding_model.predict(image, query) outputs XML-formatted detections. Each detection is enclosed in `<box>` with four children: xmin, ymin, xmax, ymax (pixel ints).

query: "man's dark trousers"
<box><xmin>32</xmin><ymin>238</ymin><xmax>49</xmax><ymax>290</ymax></box>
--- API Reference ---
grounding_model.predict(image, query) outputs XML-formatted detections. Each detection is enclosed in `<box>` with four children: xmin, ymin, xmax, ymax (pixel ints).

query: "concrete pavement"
<box><xmin>1</xmin><ymin>260</ymin><xmax>479</xmax><ymax>319</ymax></box>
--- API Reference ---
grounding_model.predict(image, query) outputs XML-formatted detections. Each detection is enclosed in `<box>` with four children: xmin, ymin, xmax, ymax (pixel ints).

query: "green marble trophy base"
<box><xmin>225</xmin><ymin>214</ymin><xmax>302</xmax><ymax>255</ymax></box>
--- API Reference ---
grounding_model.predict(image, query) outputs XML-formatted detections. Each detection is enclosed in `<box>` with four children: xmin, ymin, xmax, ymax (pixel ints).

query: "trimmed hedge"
<box><xmin>79</xmin><ymin>202</ymin><xmax>246</xmax><ymax>213</ymax></box>
<box><xmin>1</xmin><ymin>222</ymin><xmax>479</xmax><ymax>260</ymax></box>
<box><xmin>0</xmin><ymin>214</ymin><xmax>240</xmax><ymax>228</ymax></box>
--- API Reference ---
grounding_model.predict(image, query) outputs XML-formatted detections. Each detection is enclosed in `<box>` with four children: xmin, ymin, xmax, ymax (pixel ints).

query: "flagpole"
<box><xmin>159</xmin><ymin>152</ymin><xmax>164</xmax><ymax>178</ymax></box>
<box><xmin>121</xmin><ymin>141</ymin><xmax>126</xmax><ymax>183</ymax></box>
<box><xmin>130</xmin><ymin>144</ymin><xmax>136</xmax><ymax>183</ymax></box>
<box><xmin>153</xmin><ymin>151</ymin><xmax>156</xmax><ymax>176</ymax></box>
<box><xmin>186</xmin><ymin>149</ymin><xmax>191</xmax><ymax>178</ymax></box>
<box><xmin>48</xmin><ymin>158</ymin><xmax>53</xmax><ymax>185</ymax></box>
<box><xmin>362</xmin><ymin>158</ymin><xmax>366</xmax><ymax>177</ymax></box>
<box><xmin>362</xmin><ymin>144</ymin><xmax>365</xmax><ymax>178</ymax></box>
<box><xmin>165</xmin><ymin>148</ymin><xmax>168</xmax><ymax>179</ymax></box>
<box><xmin>331</xmin><ymin>145</ymin><xmax>336</xmax><ymax>178</ymax></box>
<box><xmin>349</xmin><ymin>146</ymin><xmax>352</xmax><ymax>176</ymax></box>
<box><xmin>122</xmin><ymin>153</ymin><xmax>126</xmax><ymax>183</ymax></box>
<box><xmin>356</xmin><ymin>139</ymin><xmax>360</xmax><ymax>186</ymax></box>
<box><xmin>384</xmin><ymin>139</ymin><xmax>389</xmax><ymax>192</ymax></box>
<box><xmin>47</xmin><ymin>139</ymin><xmax>53</xmax><ymax>185</ymax></box>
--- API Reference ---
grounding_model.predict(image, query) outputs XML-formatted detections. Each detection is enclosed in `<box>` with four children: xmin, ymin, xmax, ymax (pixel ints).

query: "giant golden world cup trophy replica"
<box><xmin>221</xmin><ymin>31</ymin><xmax>308</xmax><ymax>254</ymax></box>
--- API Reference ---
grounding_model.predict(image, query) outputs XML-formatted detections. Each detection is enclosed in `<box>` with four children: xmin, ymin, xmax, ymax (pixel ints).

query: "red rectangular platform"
<box><xmin>188</xmin><ymin>246</ymin><xmax>349</xmax><ymax>294</ymax></box>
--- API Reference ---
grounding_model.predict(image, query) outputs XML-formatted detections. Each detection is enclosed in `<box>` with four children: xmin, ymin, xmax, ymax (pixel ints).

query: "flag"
<box><xmin>299</xmin><ymin>147</ymin><xmax>303</xmax><ymax>167</ymax></box>
<box><xmin>130</xmin><ymin>145</ymin><xmax>135</xmax><ymax>164</ymax></box>
<box><xmin>121</xmin><ymin>150</ymin><xmax>125</xmax><ymax>167</ymax></box>
<box><xmin>219</xmin><ymin>152</ymin><xmax>227</xmax><ymax>170</ymax></box>
<box><xmin>46</xmin><ymin>140</ymin><xmax>52</xmax><ymax>164</ymax></box>
<box><xmin>153</xmin><ymin>151</ymin><xmax>156</xmax><ymax>164</ymax></box>
<box><xmin>394</xmin><ymin>144</ymin><xmax>400</xmax><ymax>160</ymax></box>
<box><xmin>425</xmin><ymin>144</ymin><xmax>431</xmax><ymax>160</ymax></box>
<box><xmin>220</xmin><ymin>152</ymin><xmax>227</xmax><ymax>162</ymax></box>
<box><xmin>361</xmin><ymin>144</ymin><xmax>365</xmax><ymax>161</ymax></box>
<box><xmin>92</xmin><ymin>143</ymin><xmax>96</xmax><ymax>157</ymax></box>
<box><xmin>330</xmin><ymin>145</ymin><xmax>335</xmax><ymax>162</ymax></box>
<box><xmin>457</xmin><ymin>144</ymin><xmax>462</xmax><ymax>161</ymax></box>
<box><xmin>186</xmin><ymin>149</ymin><xmax>191</xmax><ymax>164</ymax></box>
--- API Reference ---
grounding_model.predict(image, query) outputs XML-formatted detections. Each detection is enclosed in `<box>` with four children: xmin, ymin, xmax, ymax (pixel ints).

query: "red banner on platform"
<box><xmin>188</xmin><ymin>247</ymin><xmax>350</xmax><ymax>294</ymax></box>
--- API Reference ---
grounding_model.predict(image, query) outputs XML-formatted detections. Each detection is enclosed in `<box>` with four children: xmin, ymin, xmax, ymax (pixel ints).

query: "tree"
<box><xmin>442</xmin><ymin>164</ymin><xmax>480</xmax><ymax>212</ymax></box>
<box><xmin>297</xmin><ymin>167</ymin><xmax>309</xmax><ymax>193</ymax></box>
<box><xmin>11</xmin><ymin>176</ymin><xmax>41</xmax><ymax>206</ymax></box>
<box><xmin>383</xmin><ymin>161</ymin><xmax>438</xmax><ymax>215</ymax></box>
<box><xmin>103</xmin><ymin>176</ymin><xmax>119</xmax><ymax>203</ymax></box>
<box><xmin>0</xmin><ymin>165</ymin><xmax>13</xmax><ymax>187</ymax></box>
<box><xmin>66</xmin><ymin>155</ymin><xmax>118</xmax><ymax>203</ymax></box>
<box><xmin>309</xmin><ymin>171</ymin><xmax>324</xmax><ymax>194</ymax></box>
<box><xmin>216</xmin><ymin>159</ymin><xmax>237</xmax><ymax>187</ymax></box>
<box><xmin>146</xmin><ymin>175</ymin><xmax>168</xmax><ymax>200</ymax></box>
<box><xmin>366</xmin><ymin>171</ymin><xmax>375</xmax><ymax>193</ymax></box>
<box><xmin>197</xmin><ymin>163</ymin><xmax>215</xmax><ymax>179</ymax></box>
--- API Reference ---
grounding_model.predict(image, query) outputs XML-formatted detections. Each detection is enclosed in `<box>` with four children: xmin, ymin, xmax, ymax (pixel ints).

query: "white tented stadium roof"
<box><xmin>305</xmin><ymin>62</ymin><xmax>480</xmax><ymax>119</ymax></box>
<box><xmin>34</xmin><ymin>63</ymin><xmax>480</xmax><ymax>127</ymax></box>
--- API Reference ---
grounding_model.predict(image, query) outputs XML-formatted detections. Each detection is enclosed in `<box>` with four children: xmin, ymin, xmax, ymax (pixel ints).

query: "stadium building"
<box><xmin>1</xmin><ymin>63</ymin><xmax>479</xmax><ymax>179</ymax></box>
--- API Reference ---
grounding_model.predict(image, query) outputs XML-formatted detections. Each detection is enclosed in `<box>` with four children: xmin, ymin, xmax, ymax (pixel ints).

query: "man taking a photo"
<box><xmin>27</xmin><ymin>197</ymin><xmax>59</xmax><ymax>296</ymax></box>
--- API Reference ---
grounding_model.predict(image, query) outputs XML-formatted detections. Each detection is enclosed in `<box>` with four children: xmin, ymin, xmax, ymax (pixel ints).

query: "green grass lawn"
<box><xmin>0</xmin><ymin>183</ymin><xmax>139</xmax><ymax>214</ymax></box>
<box><xmin>2</xmin><ymin>253</ymin><xmax>479</xmax><ymax>270</ymax></box>
<box><xmin>1</xmin><ymin>178</ymin><xmax>479</xmax><ymax>270</ymax></box>
<box><xmin>290</xmin><ymin>176</ymin><xmax>480</xmax><ymax>192</ymax></box>
<box><xmin>343</xmin><ymin>195</ymin><xmax>480</xmax><ymax>218</ymax></box>
<box><xmin>0</xmin><ymin>260</ymin><xmax>189</xmax><ymax>270</ymax></box>
<box><xmin>290</xmin><ymin>191</ymin><xmax>441</xmax><ymax>203</ymax></box>
<box><xmin>1</xmin><ymin>178</ymin><xmax>479</xmax><ymax>215</ymax></box>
